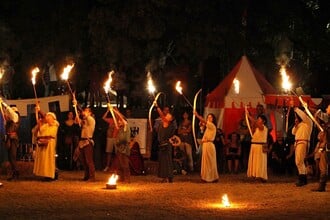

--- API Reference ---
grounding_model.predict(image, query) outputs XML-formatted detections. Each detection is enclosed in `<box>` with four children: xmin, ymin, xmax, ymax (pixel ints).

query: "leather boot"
<box><xmin>312</xmin><ymin>175</ymin><xmax>327</xmax><ymax>192</ymax></box>
<box><xmin>296</xmin><ymin>175</ymin><xmax>307</xmax><ymax>187</ymax></box>
<box><xmin>7</xmin><ymin>170</ymin><xmax>19</xmax><ymax>181</ymax></box>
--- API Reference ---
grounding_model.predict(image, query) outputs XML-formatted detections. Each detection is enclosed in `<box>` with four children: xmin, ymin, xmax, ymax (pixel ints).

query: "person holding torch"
<box><xmin>0</xmin><ymin>99</ymin><xmax>20</xmax><ymax>181</ymax></box>
<box><xmin>193</xmin><ymin>110</ymin><xmax>219</xmax><ymax>183</ymax></box>
<box><xmin>290</xmin><ymin>100</ymin><xmax>313</xmax><ymax>187</ymax></box>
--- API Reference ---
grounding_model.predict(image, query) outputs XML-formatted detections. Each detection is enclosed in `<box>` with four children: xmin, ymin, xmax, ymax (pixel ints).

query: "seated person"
<box><xmin>129</xmin><ymin>139</ymin><xmax>146</xmax><ymax>175</ymax></box>
<box><xmin>225</xmin><ymin>132</ymin><xmax>241</xmax><ymax>174</ymax></box>
<box><xmin>170</xmin><ymin>134</ymin><xmax>187</xmax><ymax>175</ymax></box>
<box><xmin>269</xmin><ymin>135</ymin><xmax>295</xmax><ymax>175</ymax></box>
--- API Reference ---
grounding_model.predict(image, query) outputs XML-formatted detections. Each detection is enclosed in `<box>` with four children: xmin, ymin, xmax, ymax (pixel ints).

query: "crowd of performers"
<box><xmin>0</xmin><ymin>96</ymin><xmax>328</xmax><ymax>193</ymax></box>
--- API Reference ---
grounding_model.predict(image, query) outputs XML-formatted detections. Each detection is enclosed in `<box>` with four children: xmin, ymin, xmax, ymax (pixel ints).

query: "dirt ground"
<box><xmin>0</xmin><ymin>168</ymin><xmax>329</xmax><ymax>220</ymax></box>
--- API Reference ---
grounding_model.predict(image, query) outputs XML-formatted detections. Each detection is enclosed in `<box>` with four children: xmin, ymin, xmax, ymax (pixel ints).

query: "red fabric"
<box><xmin>264</xmin><ymin>95</ymin><xmax>318</xmax><ymax>108</ymax></box>
<box><xmin>222</xmin><ymin>107</ymin><xmax>257</xmax><ymax>137</ymax></box>
<box><xmin>205</xmin><ymin>56</ymin><xmax>277</xmax><ymax>108</ymax></box>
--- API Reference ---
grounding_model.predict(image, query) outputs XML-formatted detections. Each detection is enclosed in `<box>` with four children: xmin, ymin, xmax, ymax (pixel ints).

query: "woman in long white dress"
<box><xmin>246</xmin><ymin>112</ymin><xmax>268</xmax><ymax>182</ymax></box>
<box><xmin>193</xmin><ymin>111</ymin><xmax>219</xmax><ymax>183</ymax></box>
<box><xmin>33</xmin><ymin>111</ymin><xmax>59</xmax><ymax>181</ymax></box>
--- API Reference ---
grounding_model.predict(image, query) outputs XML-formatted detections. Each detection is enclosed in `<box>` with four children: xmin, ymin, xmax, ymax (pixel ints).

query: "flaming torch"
<box><xmin>60</xmin><ymin>64</ymin><xmax>80</xmax><ymax>124</ymax></box>
<box><xmin>0</xmin><ymin>67</ymin><xmax>5</xmax><ymax>120</ymax></box>
<box><xmin>280</xmin><ymin>66</ymin><xmax>292</xmax><ymax>93</ymax></box>
<box><xmin>31</xmin><ymin>67</ymin><xmax>40</xmax><ymax>101</ymax></box>
<box><xmin>106</xmin><ymin>174</ymin><xmax>119</xmax><ymax>189</ymax></box>
<box><xmin>175</xmin><ymin>81</ymin><xmax>193</xmax><ymax>108</ymax></box>
<box><xmin>104</xmin><ymin>71</ymin><xmax>118</xmax><ymax>128</ymax></box>
<box><xmin>280</xmin><ymin>66</ymin><xmax>292</xmax><ymax>134</ymax></box>
<box><xmin>147</xmin><ymin>72</ymin><xmax>157</xmax><ymax>131</ymax></box>
<box><xmin>0</xmin><ymin>67</ymin><xmax>4</xmax><ymax>80</ymax></box>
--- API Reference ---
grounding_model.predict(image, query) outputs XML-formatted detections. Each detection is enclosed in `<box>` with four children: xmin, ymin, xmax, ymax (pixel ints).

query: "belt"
<box><xmin>202</xmin><ymin>140</ymin><xmax>214</xmax><ymax>143</ymax></box>
<box><xmin>295</xmin><ymin>139</ymin><xmax>309</xmax><ymax>143</ymax></box>
<box><xmin>80</xmin><ymin>138</ymin><xmax>92</xmax><ymax>140</ymax></box>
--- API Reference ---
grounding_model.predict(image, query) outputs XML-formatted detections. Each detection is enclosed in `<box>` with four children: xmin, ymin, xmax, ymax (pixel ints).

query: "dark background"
<box><xmin>0</xmin><ymin>0</ymin><xmax>330</xmax><ymax>106</ymax></box>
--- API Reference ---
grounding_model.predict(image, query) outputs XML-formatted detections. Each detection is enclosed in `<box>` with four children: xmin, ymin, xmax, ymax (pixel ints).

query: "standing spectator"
<box><xmin>193</xmin><ymin>111</ymin><xmax>219</xmax><ymax>183</ymax></box>
<box><xmin>214</xmin><ymin>128</ymin><xmax>226</xmax><ymax>173</ymax></box>
<box><xmin>256</xmin><ymin>104</ymin><xmax>273</xmax><ymax>132</ymax></box>
<box><xmin>291</xmin><ymin>106</ymin><xmax>313</xmax><ymax>187</ymax></box>
<box><xmin>1</xmin><ymin>101</ymin><xmax>20</xmax><ymax>181</ymax></box>
<box><xmin>237</xmin><ymin>113</ymin><xmax>251</xmax><ymax>171</ymax></box>
<box><xmin>1</xmin><ymin>59</ymin><xmax>14</xmax><ymax>99</ymax></box>
<box><xmin>42</xmin><ymin>61</ymin><xmax>58</xmax><ymax>97</ymax></box>
<box><xmin>77</xmin><ymin>107</ymin><xmax>96</xmax><ymax>182</ymax></box>
<box><xmin>154</xmin><ymin>102</ymin><xmax>176</xmax><ymax>183</ymax></box>
<box><xmin>177</xmin><ymin>110</ymin><xmax>194</xmax><ymax>172</ymax></box>
<box><xmin>225</xmin><ymin>132</ymin><xmax>241</xmax><ymax>174</ymax></box>
<box><xmin>60</xmin><ymin>111</ymin><xmax>80</xmax><ymax>170</ymax></box>
<box><xmin>102</xmin><ymin>108</ymin><xmax>118</xmax><ymax>172</ymax></box>
<box><xmin>246</xmin><ymin>109</ymin><xmax>268</xmax><ymax>182</ymax></box>
<box><xmin>33</xmin><ymin>106</ymin><xmax>59</xmax><ymax>181</ymax></box>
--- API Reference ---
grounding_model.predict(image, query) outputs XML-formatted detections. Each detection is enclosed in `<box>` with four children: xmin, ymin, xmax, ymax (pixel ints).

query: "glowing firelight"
<box><xmin>233</xmin><ymin>78</ymin><xmax>240</xmax><ymax>94</ymax></box>
<box><xmin>280</xmin><ymin>66</ymin><xmax>292</xmax><ymax>92</ymax></box>
<box><xmin>222</xmin><ymin>194</ymin><xmax>231</xmax><ymax>207</ymax></box>
<box><xmin>60</xmin><ymin>64</ymin><xmax>75</xmax><ymax>81</ymax></box>
<box><xmin>147</xmin><ymin>72</ymin><xmax>156</xmax><ymax>94</ymax></box>
<box><xmin>104</xmin><ymin>70</ymin><xmax>115</xmax><ymax>93</ymax></box>
<box><xmin>175</xmin><ymin>81</ymin><xmax>183</xmax><ymax>94</ymax></box>
<box><xmin>106</xmin><ymin>174</ymin><xmax>119</xmax><ymax>189</ymax></box>
<box><xmin>31</xmin><ymin>67</ymin><xmax>40</xmax><ymax>85</ymax></box>
<box><xmin>0</xmin><ymin>67</ymin><xmax>4</xmax><ymax>80</ymax></box>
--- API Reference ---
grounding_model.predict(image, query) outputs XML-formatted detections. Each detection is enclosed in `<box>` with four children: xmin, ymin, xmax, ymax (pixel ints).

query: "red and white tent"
<box><xmin>204</xmin><ymin>56</ymin><xmax>277</xmax><ymax>138</ymax></box>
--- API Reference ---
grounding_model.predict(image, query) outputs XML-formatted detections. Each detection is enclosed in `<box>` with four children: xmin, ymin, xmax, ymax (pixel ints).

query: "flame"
<box><xmin>60</xmin><ymin>63</ymin><xmax>75</xmax><ymax>81</ymax></box>
<box><xmin>175</xmin><ymin>81</ymin><xmax>183</xmax><ymax>94</ymax></box>
<box><xmin>147</xmin><ymin>72</ymin><xmax>156</xmax><ymax>94</ymax></box>
<box><xmin>107</xmin><ymin>174</ymin><xmax>118</xmax><ymax>185</ymax></box>
<box><xmin>280</xmin><ymin>66</ymin><xmax>292</xmax><ymax>92</ymax></box>
<box><xmin>222</xmin><ymin>194</ymin><xmax>231</xmax><ymax>207</ymax></box>
<box><xmin>0</xmin><ymin>67</ymin><xmax>4</xmax><ymax>80</ymax></box>
<box><xmin>233</xmin><ymin>78</ymin><xmax>240</xmax><ymax>94</ymax></box>
<box><xmin>31</xmin><ymin>67</ymin><xmax>40</xmax><ymax>85</ymax></box>
<box><xmin>104</xmin><ymin>70</ymin><xmax>115</xmax><ymax>93</ymax></box>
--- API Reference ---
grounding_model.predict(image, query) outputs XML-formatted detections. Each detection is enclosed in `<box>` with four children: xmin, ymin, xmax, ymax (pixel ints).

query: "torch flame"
<box><xmin>60</xmin><ymin>63</ymin><xmax>75</xmax><ymax>81</ymax></box>
<box><xmin>147</xmin><ymin>72</ymin><xmax>156</xmax><ymax>94</ymax></box>
<box><xmin>175</xmin><ymin>81</ymin><xmax>183</xmax><ymax>94</ymax></box>
<box><xmin>107</xmin><ymin>174</ymin><xmax>119</xmax><ymax>185</ymax></box>
<box><xmin>222</xmin><ymin>194</ymin><xmax>231</xmax><ymax>207</ymax></box>
<box><xmin>280</xmin><ymin>66</ymin><xmax>292</xmax><ymax>92</ymax></box>
<box><xmin>0</xmin><ymin>67</ymin><xmax>5</xmax><ymax>80</ymax></box>
<box><xmin>233</xmin><ymin>78</ymin><xmax>240</xmax><ymax>94</ymax></box>
<box><xmin>104</xmin><ymin>70</ymin><xmax>115</xmax><ymax>93</ymax></box>
<box><xmin>31</xmin><ymin>67</ymin><xmax>40</xmax><ymax>85</ymax></box>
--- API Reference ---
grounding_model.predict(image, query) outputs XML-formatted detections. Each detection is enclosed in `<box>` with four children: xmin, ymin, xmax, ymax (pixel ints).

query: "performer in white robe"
<box><xmin>33</xmin><ymin>111</ymin><xmax>59</xmax><ymax>180</ymax></box>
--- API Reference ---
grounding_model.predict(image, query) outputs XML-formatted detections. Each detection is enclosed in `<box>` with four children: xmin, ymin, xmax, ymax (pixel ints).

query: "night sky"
<box><xmin>1</xmin><ymin>0</ymin><xmax>330</xmax><ymax>100</ymax></box>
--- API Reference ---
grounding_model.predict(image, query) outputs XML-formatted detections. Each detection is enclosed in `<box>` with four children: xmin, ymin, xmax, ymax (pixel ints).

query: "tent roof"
<box><xmin>205</xmin><ymin>56</ymin><xmax>277</xmax><ymax>108</ymax></box>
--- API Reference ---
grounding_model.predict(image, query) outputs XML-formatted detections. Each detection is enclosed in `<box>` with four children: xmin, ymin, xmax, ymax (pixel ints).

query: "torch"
<box><xmin>0</xmin><ymin>68</ymin><xmax>5</xmax><ymax>120</ymax></box>
<box><xmin>175</xmin><ymin>81</ymin><xmax>193</xmax><ymax>108</ymax></box>
<box><xmin>104</xmin><ymin>70</ymin><xmax>118</xmax><ymax>128</ymax></box>
<box><xmin>31</xmin><ymin>67</ymin><xmax>40</xmax><ymax>121</ymax></box>
<box><xmin>31</xmin><ymin>67</ymin><xmax>40</xmax><ymax>102</ymax></box>
<box><xmin>60</xmin><ymin>64</ymin><xmax>80</xmax><ymax>125</ymax></box>
<box><xmin>280</xmin><ymin>66</ymin><xmax>292</xmax><ymax>134</ymax></box>
<box><xmin>147</xmin><ymin>72</ymin><xmax>156</xmax><ymax>131</ymax></box>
